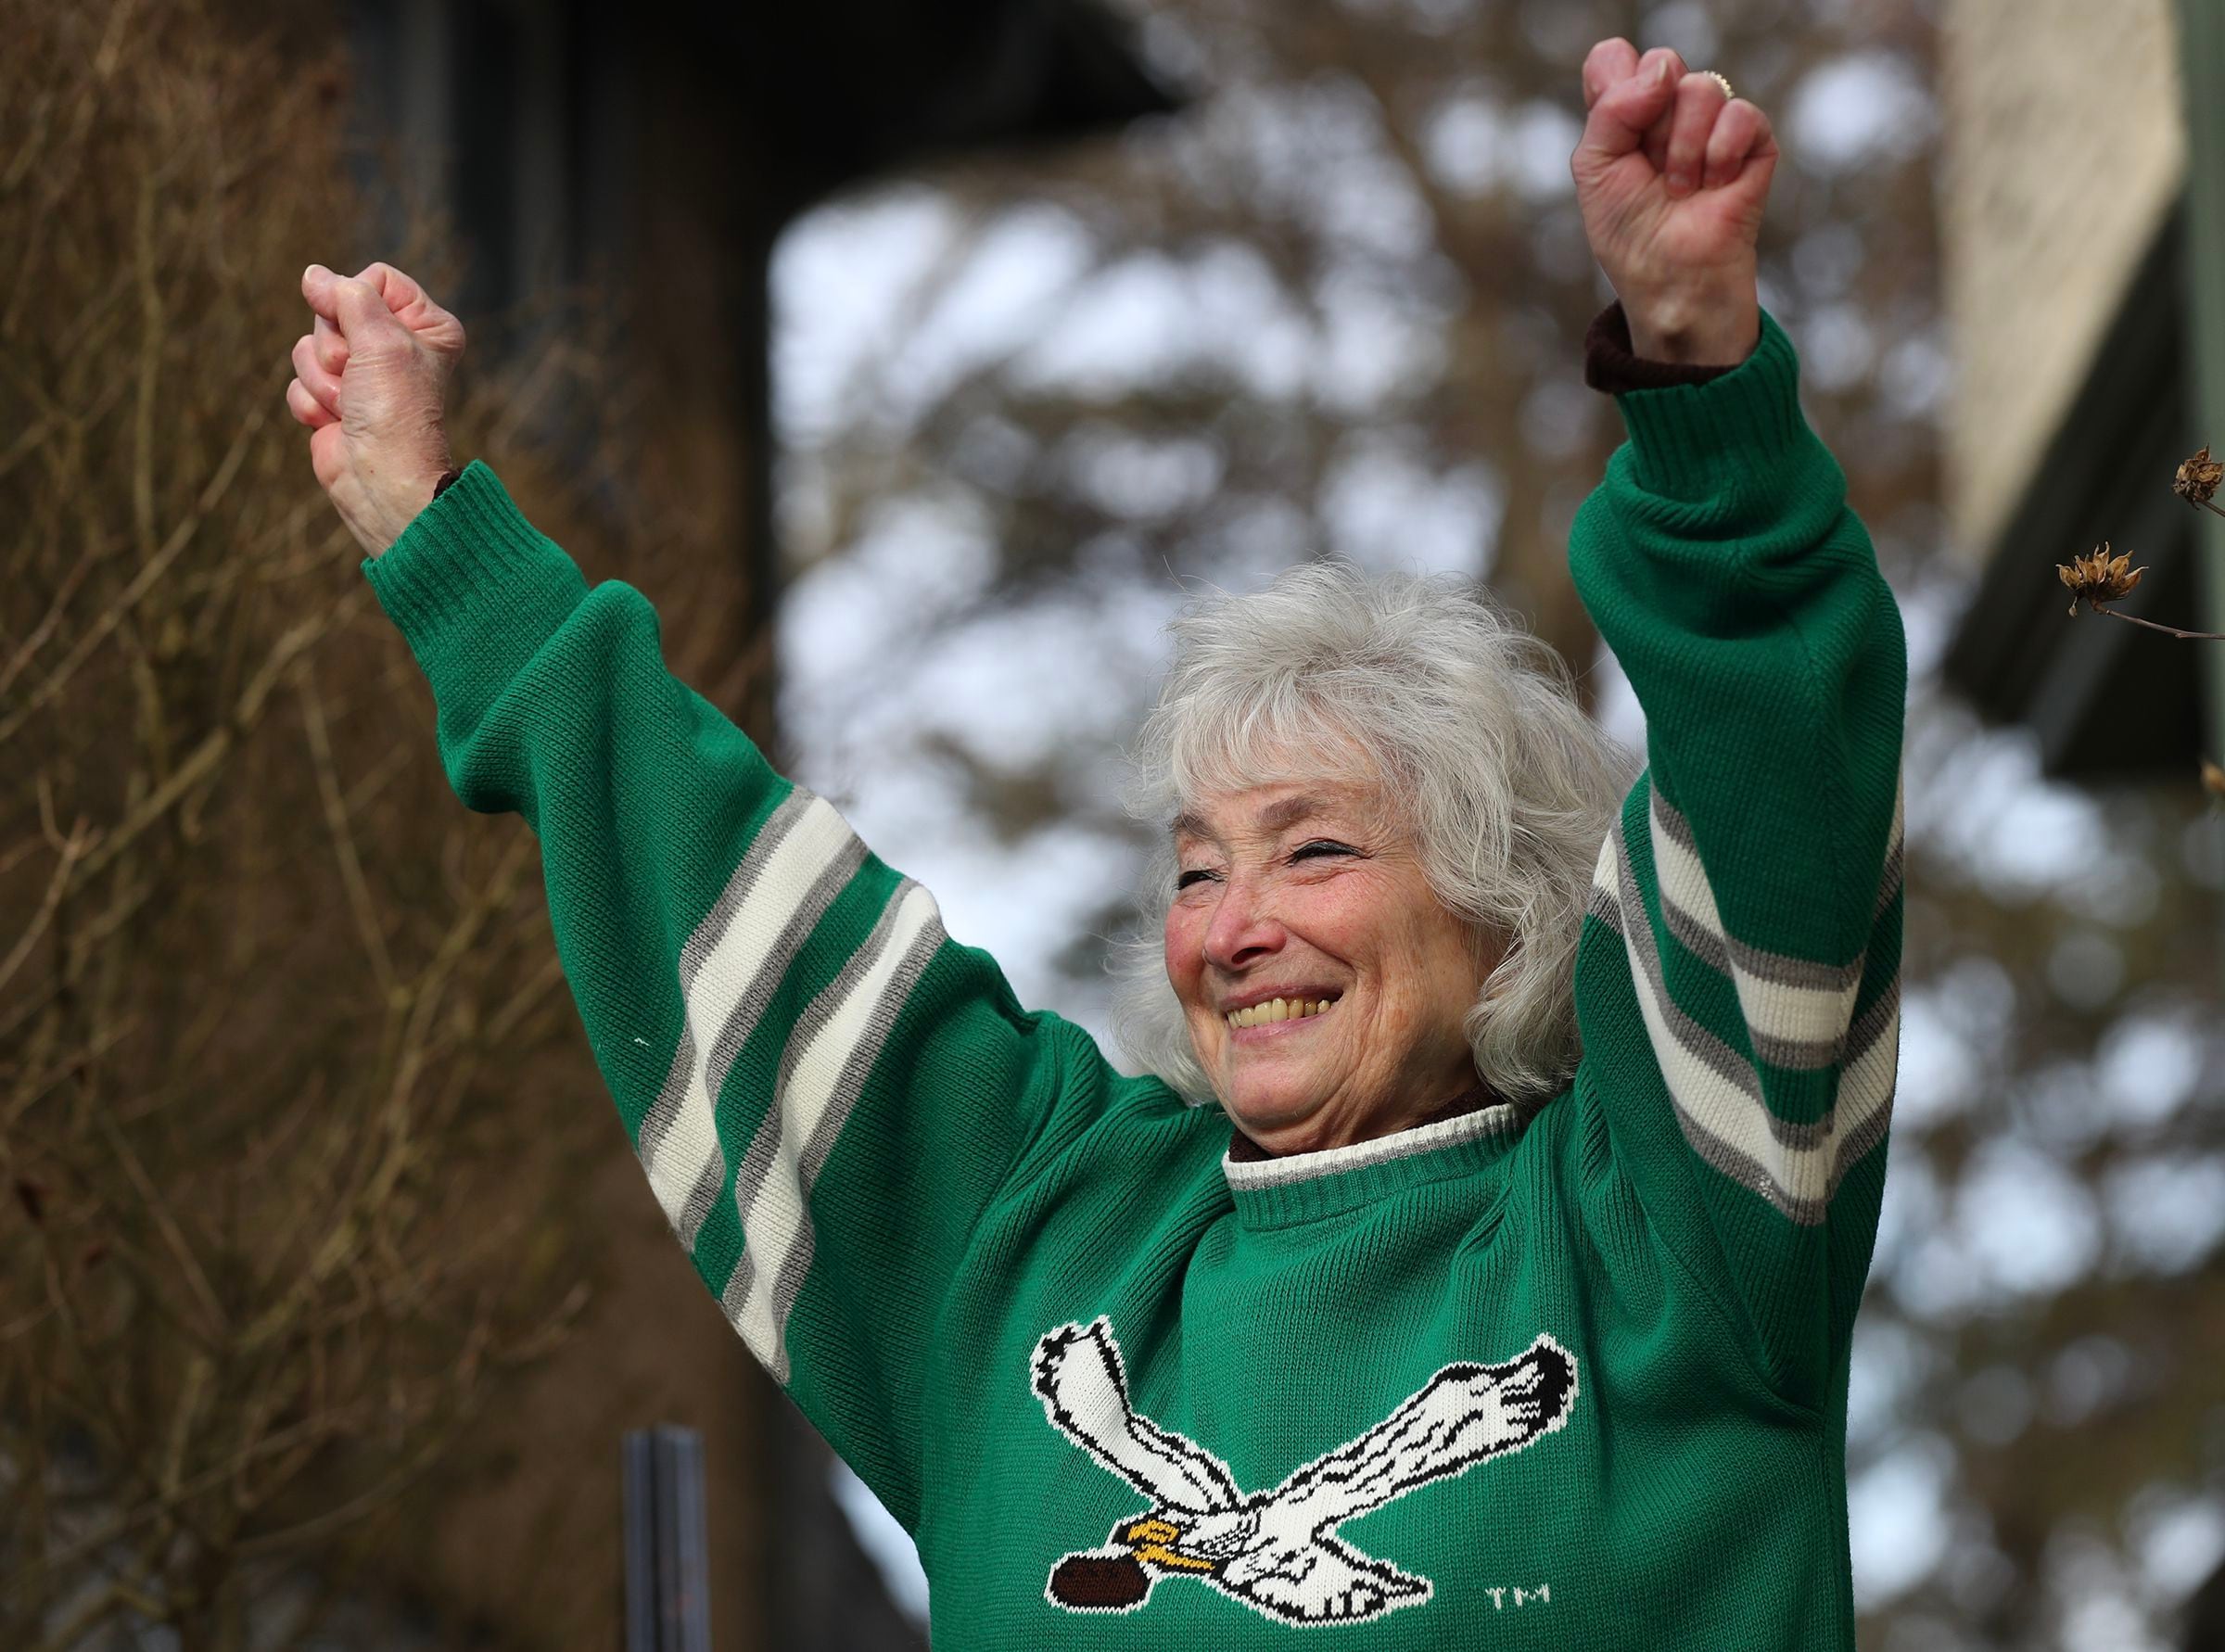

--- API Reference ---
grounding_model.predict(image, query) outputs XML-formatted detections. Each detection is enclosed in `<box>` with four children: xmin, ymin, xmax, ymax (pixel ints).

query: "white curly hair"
<box><xmin>1111</xmin><ymin>562</ymin><xmax>1637</xmax><ymax>1112</ymax></box>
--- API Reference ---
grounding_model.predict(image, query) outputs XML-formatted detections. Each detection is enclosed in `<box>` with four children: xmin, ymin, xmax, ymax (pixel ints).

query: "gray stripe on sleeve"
<box><xmin>638</xmin><ymin>787</ymin><xmax>818</xmax><ymax>1173</ymax></box>
<box><xmin>1748</xmin><ymin>1024</ymin><xmax>1845</xmax><ymax>1074</ymax></box>
<box><xmin>667</xmin><ymin>836</ymin><xmax>872</xmax><ymax>1249</ymax></box>
<box><xmin>719</xmin><ymin>878</ymin><xmax>927</xmax><ymax>1346</ymax></box>
<box><xmin>1827</xmin><ymin>1074</ymin><xmax>1897</xmax><ymax>1195</ymax></box>
<box><xmin>1875</xmin><ymin>835</ymin><xmax>1905</xmax><ymax>922</ymax></box>
<box><xmin>1596</xmin><ymin>807</ymin><xmax>1902</xmax><ymax>1223</ymax></box>
<box><xmin>700</xmin><ymin>835</ymin><xmax>871</xmax><ymax>1106</ymax></box>
<box><xmin>1611</xmin><ymin>824</ymin><xmax>1778</xmax><ymax>1117</ymax></box>
<box><xmin>762</xmin><ymin>910</ymin><xmax>948</xmax><ymax>1373</ymax></box>
<box><xmin>1651</xmin><ymin>787</ymin><xmax>1870</xmax><ymax>995</ymax></box>
<box><xmin>1677</xmin><ymin>1114</ymin><xmax>1829</xmax><ymax>1226</ymax></box>
<box><xmin>1841</xmin><ymin>972</ymin><xmax>1901</xmax><ymax>1069</ymax></box>
<box><xmin>1610</xmin><ymin>819</ymin><xmax>1831</xmax><ymax>1157</ymax></box>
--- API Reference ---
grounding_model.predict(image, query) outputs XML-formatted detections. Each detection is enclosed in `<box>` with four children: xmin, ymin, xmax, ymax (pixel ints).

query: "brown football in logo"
<box><xmin>1049</xmin><ymin>1552</ymin><xmax>1151</xmax><ymax>1609</ymax></box>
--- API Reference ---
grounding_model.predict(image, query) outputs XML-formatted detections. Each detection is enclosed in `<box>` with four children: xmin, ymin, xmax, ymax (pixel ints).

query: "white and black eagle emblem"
<box><xmin>1031</xmin><ymin>1318</ymin><xmax>1578</xmax><ymax>1626</ymax></box>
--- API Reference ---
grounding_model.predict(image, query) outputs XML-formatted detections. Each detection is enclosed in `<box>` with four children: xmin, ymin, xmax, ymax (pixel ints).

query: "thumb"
<box><xmin>301</xmin><ymin>262</ymin><xmax>338</xmax><ymax>322</ymax></box>
<box><xmin>1575</xmin><ymin>52</ymin><xmax>1680</xmax><ymax>165</ymax></box>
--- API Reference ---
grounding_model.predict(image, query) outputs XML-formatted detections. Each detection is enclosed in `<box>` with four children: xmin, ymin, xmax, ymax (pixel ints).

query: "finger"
<box><xmin>312</xmin><ymin>314</ymin><xmax>349</xmax><ymax>375</ymax></box>
<box><xmin>1581</xmin><ymin>38</ymin><xmax>1641</xmax><ymax>111</ymax></box>
<box><xmin>291</xmin><ymin>333</ymin><xmax>343</xmax><ymax>415</ymax></box>
<box><xmin>353</xmin><ymin>261</ymin><xmax>432</xmax><ymax>315</ymax></box>
<box><xmin>354</xmin><ymin>261</ymin><xmax>453</xmax><ymax>335</ymax></box>
<box><xmin>1577</xmin><ymin>47</ymin><xmax>1682</xmax><ymax>165</ymax></box>
<box><xmin>324</xmin><ymin>273</ymin><xmax>410</xmax><ymax>347</ymax></box>
<box><xmin>302</xmin><ymin>264</ymin><xmax>403</xmax><ymax>340</ymax></box>
<box><xmin>286</xmin><ymin>377</ymin><xmax>337</xmax><ymax>429</ymax></box>
<box><xmin>1662</xmin><ymin>70</ymin><xmax>1728</xmax><ymax>197</ymax></box>
<box><xmin>357</xmin><ymin>261</ymin><xmax>467</xmax><ymax>361</ymax></box>
<box><xmin>1703</xmin><ymin>99</ymin><xmax>1774</xmax><ymax>189</ymax></box>
<box><xmin>1637</xmin><ymin>50</ymin><xmax>1687</xmax><ymax>172</ymax></box>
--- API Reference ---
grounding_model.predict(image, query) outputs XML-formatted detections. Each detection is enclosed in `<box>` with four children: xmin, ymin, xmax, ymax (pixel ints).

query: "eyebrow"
<box><xmin>1170</xmin><ymin>794</ymin><xmax>1333</xmax><ymax>845</ymax></box>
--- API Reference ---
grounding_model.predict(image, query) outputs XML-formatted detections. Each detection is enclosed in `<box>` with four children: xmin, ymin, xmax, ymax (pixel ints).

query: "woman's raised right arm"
<box><xmin>290</xmin><ymin>266</ymin><xmax>1142</xmax><ymax>1537</ymax></box>
<box><xmin>371</xmin><ymin>462</ymin><xmax>1137</xmax><ymax>1526</ymax></box>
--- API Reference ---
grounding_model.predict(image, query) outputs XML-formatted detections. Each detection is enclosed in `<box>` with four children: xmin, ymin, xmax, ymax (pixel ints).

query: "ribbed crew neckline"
<box><xmin>1221</xmin><ymin>1103</ymin><xmax>1525</xmax><ymax>1227</ymax></box>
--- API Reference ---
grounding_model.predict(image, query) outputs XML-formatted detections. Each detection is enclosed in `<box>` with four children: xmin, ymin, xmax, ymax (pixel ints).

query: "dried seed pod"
<box><xmin>2177</xmin><ymin>445</ymin><xmax>2225</xmax><ymax>506</ymax></box>
<box><xmin>2055</xmin><ymin>541</ymin><xmax>2147</xmax><ymax>614</ymax></box>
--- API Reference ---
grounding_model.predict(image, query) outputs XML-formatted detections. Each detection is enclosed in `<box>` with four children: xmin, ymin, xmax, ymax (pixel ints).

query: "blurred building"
<box><xmin>316</xmin><ymin>1</ymin><xmax>1176</xmax><ymax>1646</ymax></box>
<box><xmin>1939</xmin><ymin>0</ymin><xmax>2225</xmax><ymax>778</ymax></box>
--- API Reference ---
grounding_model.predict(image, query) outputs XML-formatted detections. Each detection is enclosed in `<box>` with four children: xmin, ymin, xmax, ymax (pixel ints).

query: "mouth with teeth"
<box><xmin>1224</xmin><ymin>994</ymin><xmax>1340</xmax><ymax>1033</ymax></box>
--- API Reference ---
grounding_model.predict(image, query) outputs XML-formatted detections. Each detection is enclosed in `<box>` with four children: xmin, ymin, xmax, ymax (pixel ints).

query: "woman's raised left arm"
<box><xmin>1563</xmin><ymin>44</ymin><xmax>1906</xmax><ymax>1411</ymax></box>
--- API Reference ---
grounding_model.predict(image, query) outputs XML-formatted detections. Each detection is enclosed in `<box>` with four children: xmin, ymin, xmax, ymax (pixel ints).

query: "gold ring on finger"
<box><xmin>1697</xmin><ymin>70</ymin><xmax>1735</xmax><ymax>101</ymax></box>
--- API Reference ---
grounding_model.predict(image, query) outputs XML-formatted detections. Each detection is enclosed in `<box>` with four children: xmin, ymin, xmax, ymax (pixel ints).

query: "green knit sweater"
<box><xmin>365</xmin><ymin>311</ymin><xmax>1905</xmax><ymax>1647</ymax></box>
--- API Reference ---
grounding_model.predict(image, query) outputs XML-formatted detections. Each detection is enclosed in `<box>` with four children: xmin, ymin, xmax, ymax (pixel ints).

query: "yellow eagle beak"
<box><xmin>1121</xmin><ymin>1517</ymin><xmax>1216</xmax><ymax>1573</ymax></box>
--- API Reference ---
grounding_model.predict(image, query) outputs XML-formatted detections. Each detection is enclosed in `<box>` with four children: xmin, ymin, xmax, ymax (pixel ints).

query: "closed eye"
<box><xmin>1176</xmin><ymin>868</ymin><xmax>1220</xmax><ymax>891</ymax></box>
<box><xmin>1291</xmin><ymin>840</ymin><xmax>1357</xmax><ymax>862</ymax></box>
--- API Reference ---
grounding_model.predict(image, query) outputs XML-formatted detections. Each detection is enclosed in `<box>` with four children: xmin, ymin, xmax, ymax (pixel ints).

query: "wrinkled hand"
<box><xmin>286</xmin><ymin>262</ymin><xmax>464</xmax><ymax>557</ymax></box>
<box><xmin>1570</xmin><ymin>41</ymin><xmax>1777</xmax><ymax>366</ymax></box>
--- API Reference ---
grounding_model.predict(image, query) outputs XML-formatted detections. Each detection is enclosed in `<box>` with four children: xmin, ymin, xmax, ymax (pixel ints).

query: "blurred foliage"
<box><xmin>774</xmin><ymin>0</ymin><xmax>1944</xmax><ymax>1011</ymax></box>
<box><xmin>0</xmin><ymin>1</ymin><xmax>711</xmax><ymax>1644</ymax></box>
<box><xmin>773</xmin><ymin>0</ymin><xmax>2225</xmax><ymax>1646</ymax></box>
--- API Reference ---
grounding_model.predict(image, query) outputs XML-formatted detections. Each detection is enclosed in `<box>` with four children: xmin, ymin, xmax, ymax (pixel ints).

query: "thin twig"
<box><xmin>65</xmin><ymin>588</ymin><xmax>363</xmax><ymax>890</ymax></box>
<box><xmin>159</xmin><ymin>1353</ymin><xmax>215</xmax><ymax>1504</ymax></box>
<box><xmin>337</xmin><ymin>740</ymin><xmax>417</xmax><ymax>820</ymax></box>
<box><xmin>0</xmin><ymin>408</ymin><xmax>51</xmax><ymax>478</ymax></box>
<box><xmin>231</xmin><ymin>1408</ymin><xmax>454</xmax><ymax>1559</ymax></box>
<box><xmin>2092</xmin><ymin>604</ymin><xmax>2225</xmax><ymax>642</ymax></box>
<box><xmin>95</xmin><ymin>1108</ymin><xmax>231</xmax><ymax>1340</ymax></box>
<box><xmin>294</xmin><ymin>660</ymin><xmax>398</xmax><ymax>1000</ymax></box>
<box><xmin>133</xmin><ymin>172</ymin><xmax>161</xmax><ymax>562</ymax></box>
<box><xmin>1</xmin><ymin>1013</ymin><xmax>138</xmax><ymax>1128</ymax></box>
<box><xmin>0</xmin><ymin>524</ymin><xmax>108</xmax><ymax>703</ymax></box>
<box><xmin>480</xmin><ymin>951</ymin><xmax>568</xmax><ymax>1046</ymax></box>
<box><xmin>0</xmin><ymin>830</ymin><xmax>57</xmax><ymax>881</ymax></box>
<box><xmin>242</xmin><ymin>837</ymin><xmax>550</xmax><ymax>1360</ymax></box>
<box><xmin>0</xmin><ymin>1299</ymin><xmax>57</xmax><ymax>1341</ymax></box>
<box><xmin>0</xmin><ymin>403</ymin><xmax>267</xmax><ymax>747</ymax></box>
<box><xmin>27</xmin><ymin>1575</ymin><xmax>170</xmax><ymax>1652</ymax></box>
<box><xmin>0</xmin><ymin>813</ymin><xmax>97</xmax><ymax>997</ymax></box>
<box><xmin>0</xmin><ymin>1394</ymin><xmax>408</xmax><ymax>1597</ymax></box>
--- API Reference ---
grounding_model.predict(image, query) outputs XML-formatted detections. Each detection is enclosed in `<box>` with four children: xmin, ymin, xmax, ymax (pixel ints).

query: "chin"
<box><xmin>1218</xmin><ymin>1078</ymin><xmax>1328</xmax><ymax>1137</ymax></box>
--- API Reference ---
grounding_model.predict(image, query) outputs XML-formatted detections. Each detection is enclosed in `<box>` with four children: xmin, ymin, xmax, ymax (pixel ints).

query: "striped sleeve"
<box><xmin>364</xmin><ymin>464</ymin><xmax>1131</xmax><ymax>1526</ymax></box>
<box><xmin>1566</xmin><ymin>313</ymin><xmax>1906</xmax><ymax>1405</ymax></box>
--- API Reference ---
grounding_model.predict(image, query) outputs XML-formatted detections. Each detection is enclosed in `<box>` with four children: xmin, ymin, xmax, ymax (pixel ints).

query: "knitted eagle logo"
<box><xmin>1031</xmin><ymin>1318</ymin><xmax>1578</xmax><ymax>1626</ymax></box>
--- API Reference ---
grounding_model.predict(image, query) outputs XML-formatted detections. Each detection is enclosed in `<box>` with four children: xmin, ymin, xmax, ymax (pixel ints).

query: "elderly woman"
<box><xmin>289</xmin><ymin>41</ymin><xmax>1901</xmax><ymax>1649</ymax></box>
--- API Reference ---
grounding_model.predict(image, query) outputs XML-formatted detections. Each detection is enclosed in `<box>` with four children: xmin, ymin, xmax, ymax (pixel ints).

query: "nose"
<box><xmin>1202</xmin><ymin>876</ymin><xmax>1286</xmax><ymax>973</ymax></box>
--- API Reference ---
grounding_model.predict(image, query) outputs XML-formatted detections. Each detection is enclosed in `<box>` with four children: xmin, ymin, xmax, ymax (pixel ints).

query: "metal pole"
<box><xmin>2174</xmin><ymin>0</ymin><xmax>2225</xmax><ymax>759</ymax></box>
<box><xmin>624</xmin><ymin>1426</ymin><xmax>714</xmax><ymax>1652</ymax></box>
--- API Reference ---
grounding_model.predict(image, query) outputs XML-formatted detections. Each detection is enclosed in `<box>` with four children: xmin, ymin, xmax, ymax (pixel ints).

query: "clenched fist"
<box><xmin>1570</xmin><ymin>42</ymin><xmax>1778</xmax><ymax>366</ymax></box>
<box><xmin>286</xmin><ymin>262</ymin><xmax>464</xmax><ymax>557</ymax></box>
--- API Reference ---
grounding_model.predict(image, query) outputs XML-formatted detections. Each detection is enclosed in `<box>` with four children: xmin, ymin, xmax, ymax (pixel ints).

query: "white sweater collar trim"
<box><xmin>1221</xmin><ymin>1103</ymin><xmax>1523</xmax><ymax>1192</ymax></box>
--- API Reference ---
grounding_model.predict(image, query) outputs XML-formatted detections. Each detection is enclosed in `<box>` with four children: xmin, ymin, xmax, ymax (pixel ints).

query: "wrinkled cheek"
<box><xmin>1162</xmin><ymin>912</ymin><xmax>1219</xmax><ymax>1071</ymax></box>
<box><xmin>1163</xmin><ymin>908</ymin><xmax>1201</xmax><ymax>992</ymax></box>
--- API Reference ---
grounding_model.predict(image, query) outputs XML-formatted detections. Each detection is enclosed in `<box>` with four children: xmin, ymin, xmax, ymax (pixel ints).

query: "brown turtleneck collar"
<box><xmin>1226</xmin><ymin>1084</ymin><xmax>1499</xmax><ymax>1163</ymax></box>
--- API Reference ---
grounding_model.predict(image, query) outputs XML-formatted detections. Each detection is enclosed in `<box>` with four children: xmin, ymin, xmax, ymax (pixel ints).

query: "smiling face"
<box><xmin>1163</xmin><ymin>773</ymin><xmax>1496</xmax><ymax>1156</ymax></box>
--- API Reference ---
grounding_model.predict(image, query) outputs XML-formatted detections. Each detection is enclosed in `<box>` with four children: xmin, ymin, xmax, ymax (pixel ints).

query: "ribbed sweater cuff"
<box><xmin>362</xmin><ymin>460</ymin><xmax>589</xmax><ymax>674</ymax></box>
<box><xmin>1583</xmin><ymin>300</ymin><xmax>1737</xmax><ymax>395</ymax></box>
<box><xmin>1606</xmin><ymin>310</ymin><xmax>1809</xmax><ymax>505</ymax></box>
